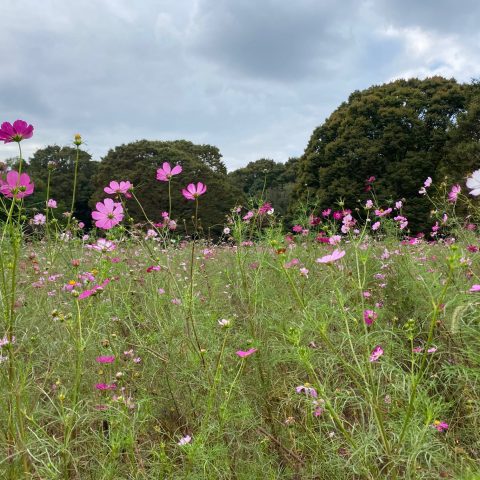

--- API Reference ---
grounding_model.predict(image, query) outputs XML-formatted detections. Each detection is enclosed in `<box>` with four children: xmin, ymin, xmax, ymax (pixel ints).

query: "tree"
<box><xmin>292</xmin><ymin>76</ymin><xmax>477</xmax><ymax>231</ymax></box>
<box><xmin>92</xmin><ymin>140</ymin><xmax>243</xmax><ymax>236</ymax></box>
<box><xmin>228</xmin><ymin>157</ymin><xmax>298</xmax><ymax>216</ymax></box>
<box><xmin>26</xmin><ymin>145</ymin><xmax>99</xmax><ymax>227</ymax></box>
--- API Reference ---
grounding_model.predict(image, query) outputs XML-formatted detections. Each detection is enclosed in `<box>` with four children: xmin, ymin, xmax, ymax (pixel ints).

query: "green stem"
<box><xmin>67</xmin><ymin>145</ymin><xmax>80</xmax><ymax>232</ymax></box>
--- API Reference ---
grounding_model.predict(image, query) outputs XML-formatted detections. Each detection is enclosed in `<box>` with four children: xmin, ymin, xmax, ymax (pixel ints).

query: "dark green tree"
<box><xmin>292</xmin><ymin>76</ymin><xmax>477</xmax><ymax>231</ymax></box>
<box><xmin>92</xmin><ymin>140</ymin><xmax>243</xmax><ymax>236</ymax></box>
<box><xmin>26</xmin><ymin>145</ymin><xmax>99</xmax><ymax>227</ymax></box>
<box><xmin>228</xmin><ymin>157</ymin><xmax>298</xmax><ymax>216</ymax></box>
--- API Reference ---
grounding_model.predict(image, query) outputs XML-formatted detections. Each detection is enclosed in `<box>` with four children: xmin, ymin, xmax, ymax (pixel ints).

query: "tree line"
<box><xmin>12</xmin><ymin>76</ymin><xmax>480</xmax><ymax>234</ymax></box>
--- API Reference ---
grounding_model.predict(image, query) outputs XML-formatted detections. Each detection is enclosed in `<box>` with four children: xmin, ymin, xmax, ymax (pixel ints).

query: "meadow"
<box><xmin>1</xmin><ymin>121</ymin><xmax>480</xmax><ymax>479</ymax></box>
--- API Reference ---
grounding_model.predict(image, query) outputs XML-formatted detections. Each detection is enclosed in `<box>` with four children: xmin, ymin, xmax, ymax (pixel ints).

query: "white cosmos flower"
<box><xmin>466</xmin><ymin>169</ymin><xmax>480</xmax><ymax>196</ymax></box>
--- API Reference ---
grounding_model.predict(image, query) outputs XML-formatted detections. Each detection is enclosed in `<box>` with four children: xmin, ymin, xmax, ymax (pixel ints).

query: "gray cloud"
<box><xmin>0</xmin><ymin>0</ymin><xmax>479</xmax><ymax>169</ymax></box>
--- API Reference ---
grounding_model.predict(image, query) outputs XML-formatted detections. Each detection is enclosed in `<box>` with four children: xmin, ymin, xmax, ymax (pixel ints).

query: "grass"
<box><xmin>1</xmin><ymin>226</ymin><xmax>480</xmax><ymax>479</ymax></box>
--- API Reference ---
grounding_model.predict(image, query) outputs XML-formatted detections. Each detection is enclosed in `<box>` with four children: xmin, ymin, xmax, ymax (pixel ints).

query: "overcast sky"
<box><xmin>1</xmin><ymin>0</ymin><xmax>479</xmax><ymax>170</ymax></box>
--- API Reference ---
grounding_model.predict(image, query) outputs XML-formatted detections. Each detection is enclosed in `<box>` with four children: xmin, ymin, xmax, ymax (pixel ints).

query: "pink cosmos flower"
<box><xmin>0</xmin><ymin>120</ymin><xmax>34</xmax><ymax>143</ymax></box>
<box><xmin>322</xmin><ymin>209</ymin><xmax>331</xmax><ymax>217</ymax></box>
<box><xmin>258</xmin><ymin>202</ymin><xmax>272</xmax><ymax>215</ymax></box>
<box><xmin>292</xmin><ymin>225</ymin><xmax>303</xmax><ymax>233</ymax></box>
<box><xmin>469</xmin><ymin>284</ymin><xmax>480</xmax><ymax>293</ymax></box>
<box><xmin>296</xmin><ymin>384</ymin><xmax>318</xmax><ymax>398</ymax></box>
<box><xmin>448</xmin><ymin>184</ymin><xmax>461</xmax><ymax>203</ymax></box>
<box><xmin>316</xmin><ymin>249</ymin><xmax>346</xmax><ymax>264</ymax></box>
<box><xmin>333</xmin><ymin>211</ymin><xmax>343</xmax><ymax>220</ymax></box>
<box><xmin>432</xmin><ymin>420</ymin><xmax>449</xmax><ymax>432</ymax></box>
<box><xmin>363</xmin><ymin>309</ymin><xmax>378</xmax><ymax>326</ymax></box>
<box><xmin>372</xmin><ymin>221</ymin><xmax>381</xmax><ymax>231</ymax></box>
<box><xmin>47</xmin><ymin>199</ymin><xmax>57</xmax><ymax>208</ymax></box>
<box><xmin>0</xmin><ymin>171</ymin><xmax>34</xmax><ymax>198</ymax></box>
<box><xmin>95</xmin><ymin>383</ymin><xmax>117</xmax><ymax>390</ymax></box>
<box><xmin>33</xmin><ymin>213</ymin><xmax>46</xmax><ymax>225</ymax></box>
<box><xmin>96</xmin><ymin>355</ymin><xmax>115</xmax><ymax>364</ymax></box>
<box><xmin>92</xmin><ymin>198</ymin><xmax>124</xmax><ymax>229</ymax></box>
<box><xmin>243</xmin><ymin>211</ymin><xmax>254</xmax><ymax>221</ymax></box>
<box><xmin>375</xmin><ymin>208</ymin><xmax>392</xmax><ymax>217</ymax></box>
<box><xmin>365</xmin><ymin>199</ymin><xmax>374</xmax><ymax>209</ymax></box>
<box><xmin>87</xmin><ymin>238</ymin><xmax>116</xmax><ymax>253</ymax></box>
<box><xmin>157</xmin><ymin>162</ymin><xmax>182</xmax><ymax>181</ymax></box>
<box><xmin>369</xmin><ymin>345</ymin><xmax>384</xmax><ymax>362</ymax></box>
<box><xmin>178</xmin><ymin>435</ymin><xmax>192</xmax><ymax>446</ymax></box>
<box><xmin>236</xmin><ymin>348</ymin><xmax>257</xmax><ymax>358</ymax></box>
<box><xmin>182</xmin><ymin>182</ymin><xmax>207</xmax><ymax>200</ymax></box>
<box><xmin>104</xmin><ymin>180</ymin><xmax>132</xmax><ymax>196</ymax></box>
<box><xmin>79</xmin><ymin>278</ymin><xmax>111</xmax><ymax>300</ymax></box>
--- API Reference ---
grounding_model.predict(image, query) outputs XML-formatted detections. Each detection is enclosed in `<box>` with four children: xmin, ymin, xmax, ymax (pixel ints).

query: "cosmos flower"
<box><xmin>0</xmin><ymin>171</ymin><xmax>34</xmax><ymax>198</ymax></box>
<box><xmin>104</xmin><ymin>180</ymin><xmax>132</xmax><ymax>196</ymax></box>
<box><xmin>156</xmin><ymin>162</ymin><xmax>182</xmax><ymax>181</ymax></box>
<box><xmin>236</xmin><ymin>348</ymin><xmax>257</xmax><ymax>358</ymax></box>
<box><xmin>91</xmin><ymin>198</ymin><xmax>124</xmax><ymax>229</ymax></box>
<box><xmin>182</xmin><ymin>182</ymin><xmax>207</xmax><ymax>200</ymax></box>
<box><xmin>363</xmin><ymin>309</ymin><xmax>378</xmax><ymax>326</ymax></box>
<box><xmin>316</xmin><ymin>249</ymin><xmax>346</xmax><ymax>264</ymax></box>
<box><xmin>448</xmin><ymin>184</ymin><xmax>461</xmax><ymax>203</ymax></box>
<box><xmin>0</xmin><ymin>120</ymin><xmax>34</xmax><ymax>143</ymax></box>
<box><xmin>96</xmin><ymin>356</ymin><xmax>115</xmax><ymax>364</ymax></box>
<box><xmin>369</xmin><ymin>345</ymin><xmax>384</xmax><ymax>362</ymax></box>
<box><xmin>466</xmin><ymin>169</ymin><xmax>480</xmax><ymax>196</ymax></box>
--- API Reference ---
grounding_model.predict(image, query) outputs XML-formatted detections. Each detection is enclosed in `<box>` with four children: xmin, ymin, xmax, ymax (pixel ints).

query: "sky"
<box><xmin>1</xmin><ymin>0</ymin><xmax>479</xmax><ymax>170</ymax></box>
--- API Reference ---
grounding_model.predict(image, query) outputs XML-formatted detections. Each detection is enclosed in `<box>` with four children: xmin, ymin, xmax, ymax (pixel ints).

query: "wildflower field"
<box><xmin>1</xmin><ymin>121</ymin><xmax>480</xmax><ymax>479</ymax></box>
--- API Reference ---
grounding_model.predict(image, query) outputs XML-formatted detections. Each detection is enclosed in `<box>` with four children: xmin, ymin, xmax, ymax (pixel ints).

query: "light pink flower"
<box><xmin>157</xmin><ymin>162</ymin><xmax>182</xmax><ymax>181</ymax></box>
<box><xmin>33</xmin><ymin>213</ymin><xmax>46</xmax><ymax>225</ymax></box>
<box><xmin>0</xmin><ymin>120</ymin><xmax>34</xmax><ymax>143</ymax></box>
<box><xmin>375</xmin><ymin>208</ymin><xmax>392</xmax><ymax>217</ymax></box>
<box><xmin>296</xmin><ymin>384</ymin><xmax>318</xmax><ymax>398</ymax></box>
<box><xmin>47</xmin><ymin>199</ymin><xmax>57</xmax><ymax>208</ymax></box>
<box><xmin>0</xmin><ymin>171</ymin><xmax>34</xmax><ymax>198</ymax></box>
<box><xmin>236</xmin><ymin>348</ymin><xmax>257</xmax><ymax>358</ymax></box>
<box><xmin>448</xmin><ymin>184</ymin><xmax>461</xmax><ymax>203</ymax></box>
<box><xmin>372</xmin><ymin>221</ymin><xmax>381</xmax><ymax>231</ymax></box>
<box><xmin>182</xmin><ymin>182</ymin><xmax>207</xmax><ymax>200</ymax></box>
<box><xmin>369</xmin><ymin>345</ymin><xmax>384</xmax><ymax>362</ymax></box>
<box><xmin>469</xmin><ymin>284</ymin><xmax>480</xmax><ymax>293</ymax></box>
<box><xmin>178</xmin><ymin>435</ymin><xmax>192</xmax><ymax>446</ymax></box>
<box><xmin>92</xmin><ymin>198</ymin><xmax>124</xmax><ymax>229</ymax></box>
<box><xmin>87</xmin><ymin>238</ymin><xmax>116</xmax><ymax>253</ymax></box>
<box><xmin>104</xmin><ymin>180</ymin><xmax>132</xmax><ymax>196</ymax></box>
<box><xmin>316</xmin><ymin>249</ymin><xmax>346</xmax><ymax>264</ymax></box>
<box><xmin>365</xmin><ymin>199</ymin><xmax>374</xmax><ymax>209</ymax></box>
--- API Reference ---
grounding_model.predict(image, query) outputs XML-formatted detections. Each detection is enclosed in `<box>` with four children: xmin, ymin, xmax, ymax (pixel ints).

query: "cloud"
<box><xmin>0</xmin><ymin>0</ymin><xmax>478</xmax><ymax>169</ymax></box>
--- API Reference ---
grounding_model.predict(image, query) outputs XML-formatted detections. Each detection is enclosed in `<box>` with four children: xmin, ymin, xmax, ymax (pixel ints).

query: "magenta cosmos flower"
<box><xmin>0</xmin><ymin>171</ymin><xmax>34</xmax><ymax>198</ymax></box>
<box><xmin>0</xmin><ymin>120</ymin><xmax>34</xmax><ymax>143</ymax></box>
<box><xmin>448</xmin><ymin>184</ymin><xmax>461</xmax><ymax>203</ymax></box>
<box><xmin>92</xmin><ymin>198</ymin><xmax>124</xmax><ymax>229</ymax></box>
<box><xmin>236</xmin><ymin>348</ymin><xmax>257</xmax><ymax>358</ymax></box>
<box><xmin>96</xmin><ymin>355</ymin><xmax>115</xmax><ymax>364</ymax></box>
<box><xmin>104</xmin><ymin>180</ymin><xmax>132</xmax><ymax>196</ymax></box>
<box><xmin>369</xmin><ymin>345</ymin><xmax>384</xmax><ymax>362</ymax></box>
<box><xmin>156</xmin><ymin>162</ymin><xmax>182</xmax><ymax>182</ymax></box>
<box><xmin>182</xmin><ymin>182</ymin><xmax>207</xmax><ymax>200</ymax></box>
<box><xmin>363</xmin><ymin>309</ymin><xmax>378</xmax><ymax>326</ymax></box>
<box><xmin>316</xmin><ymin>249</ymin><xmax>346</xmax><ymax>264</ymax></box>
